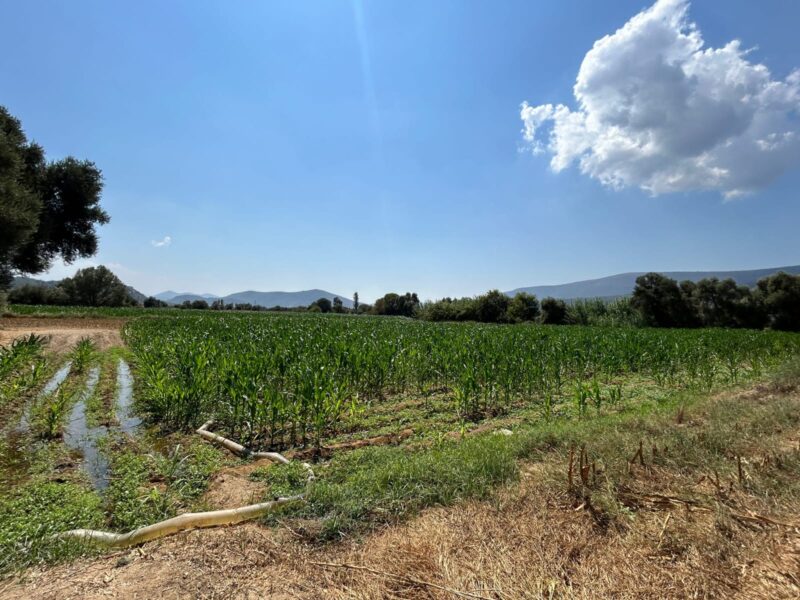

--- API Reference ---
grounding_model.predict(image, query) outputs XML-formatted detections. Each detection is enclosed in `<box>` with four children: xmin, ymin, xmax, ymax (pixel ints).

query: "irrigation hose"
<box><xmin>55</xmin><ymin>421</ymin><xmax>315</xmax><ymax>549</ymax></box>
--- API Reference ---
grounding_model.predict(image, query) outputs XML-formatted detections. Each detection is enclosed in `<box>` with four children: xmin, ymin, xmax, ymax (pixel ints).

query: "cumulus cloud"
<box><xmin>151</xmin><ymin>236</ymin><xmax>172</xmax><ymax>248</ymax></box>
<box><xmin>520</xmin><ymin>0</ymin><xmax>800</xmax><ymax>197</ymax></box>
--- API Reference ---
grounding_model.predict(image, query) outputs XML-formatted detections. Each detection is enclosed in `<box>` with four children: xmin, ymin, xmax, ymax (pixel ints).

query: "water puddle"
<box><xmin>63</xmin><ymin>367</ymin><xmax>109</xmax><ymax>490</ymax></box>
<box><xmin>17</xmin><ymin>361</ymin><xmax>72</xmax><ymax>432</ymax></box>
<box><xmin>115</xmin><ymin>359</ymin><xmax>140</xmax><ymax>434</ymax></box>
<box><xmin>6</xmin><ymin>359</ymin><xmax>142</xmax><ymax>493</ymax></box>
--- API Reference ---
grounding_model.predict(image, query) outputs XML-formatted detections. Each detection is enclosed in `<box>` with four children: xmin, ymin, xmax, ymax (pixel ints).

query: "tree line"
<box><xmin>9</xmin><ymin>269</ymin><xmax>800</xmax><ymax>332</ymax></box>
<box><xmin>631</xmin><ymin>272</ymin><xmax>800</xmax><ymax>331</ymax></box>
<box><xmin>8</xmin><ymin>266</ymin><xmax>137</xmax><ymax>307</ymax></box>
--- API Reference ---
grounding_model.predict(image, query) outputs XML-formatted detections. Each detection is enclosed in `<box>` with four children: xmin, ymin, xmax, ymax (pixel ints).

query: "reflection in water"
<box><xmin>116</xmin><ymin>359</ymin><xmax>141</xmax><ymax>434</ymax></box>
<box><xmin>63</xmin><ymin>367</ymin><xmax>109</xmax><ymax>490</ymax></box>
<box><xmin>7</xmin><ymin>358</ymin><xmax>142</xmax><ymax>492</ymax></box>
<box><xmin>17</xmin><ymin>361</ymin><xmax>72</xmax><ymax>432</ymax></box>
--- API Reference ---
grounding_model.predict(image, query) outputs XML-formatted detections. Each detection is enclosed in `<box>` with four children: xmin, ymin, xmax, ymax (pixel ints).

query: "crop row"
<box><xmin>124</xmin><ymin>313</ymin><xmax>800</xmax><ymax>450</ymax></box>
<box><xmin>0</xmin><ymin>334</ymin><xmax>47</xmax><ymax>409</ymax></box>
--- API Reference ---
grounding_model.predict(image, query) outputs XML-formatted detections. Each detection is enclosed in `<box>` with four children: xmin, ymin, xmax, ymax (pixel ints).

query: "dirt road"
<box><xmin>0</xmin><ymin>317</ymin><xmax>125</xmax><ymax>352</ymax></box>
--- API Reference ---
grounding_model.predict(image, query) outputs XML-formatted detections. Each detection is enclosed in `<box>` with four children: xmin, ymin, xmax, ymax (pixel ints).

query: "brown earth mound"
<box><xmin>202</xmin><ymin>460</ymin><xmax>273</xmax><ymax>509</ymax></box>
<box><xmin>0</xmin><ymin>318</ymin><xmax>125</xmax><ymax>352</ymax></box>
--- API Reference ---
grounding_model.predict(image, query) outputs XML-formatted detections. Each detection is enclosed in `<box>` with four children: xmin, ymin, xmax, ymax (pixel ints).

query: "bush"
<box><xmin>309</xmin><ymin>297</ymin><xmax>332</xmax><ymax>313</ymax></box>
<box><xmin>372</xmin><ymin>293</ymin><xmax>419</xmax><ymax>317</ymax></box>
<box><xmin>631</xmin><ymin>273</ymin><xmax>695</xmax><ymax>328</ymax></box>
<box><xmin>757</xmin><ymin>272</ymin><xmax>800</xmax><ymax>331</ymax></box>
<box><xmin>143</xmin><ymin>296</ymin><xmax>168</xmax><ymax>308</ymax></box>
<box><xmin>475</xmin><ymin>290</ymin><xmax>510</xmax><ymax>323</ymax></box>
<box><xmin>540</xmin><ymin>297</ymin><xmax>568</xmax><ymax>324</ymax></box>
<box><xmin>507</xmin><ymin>292</ymin><xmax>540</xmax><ymax>323</ymax></box>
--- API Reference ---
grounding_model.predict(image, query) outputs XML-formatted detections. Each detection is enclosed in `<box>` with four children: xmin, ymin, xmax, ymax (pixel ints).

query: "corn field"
<box><xmin>124</xmin><ymin>314</ymin><xmax>800</xmax><ymax>450</ymax></box>
<box><xmin>0</xmin><ymin>334</ymin><xmax>47</xmax><ymax>408</ymax></box>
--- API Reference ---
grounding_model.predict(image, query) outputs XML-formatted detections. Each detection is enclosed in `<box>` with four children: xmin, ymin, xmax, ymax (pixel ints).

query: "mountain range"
<box><xmin>12</xmin><ymin>263</ymin><xmax>799</xmax><ymax>308</ymax></box>
<box><xmin>155</xmin><ymin>289</ymin><xmax>354</xmax><ymax>308</ymax></box>
<box><xmin>505</xmin><ymin>265</ymin><xmax>800</xmax><ymax>301</ymax></box>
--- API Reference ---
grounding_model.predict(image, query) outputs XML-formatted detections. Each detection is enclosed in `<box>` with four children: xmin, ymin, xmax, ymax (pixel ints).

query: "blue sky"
<box><xmin>2</xmin><ymin>0</ymin><xmax>798</xmax><ymax>301</ymax></box>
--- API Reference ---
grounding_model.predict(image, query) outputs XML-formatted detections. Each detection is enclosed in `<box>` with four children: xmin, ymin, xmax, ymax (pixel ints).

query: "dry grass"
<box><xmin>0</xmin><ymin>318</ymin><xmax>124</xmax><ymax>353</ymax></box>
<box><xmin>3</xmin><ymin>378</ymin><xmax>799</xmax><ymax>599</ymax></box>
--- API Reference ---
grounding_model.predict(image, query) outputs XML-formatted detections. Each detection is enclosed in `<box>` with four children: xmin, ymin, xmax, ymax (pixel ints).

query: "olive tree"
<box><xmin>0</xmin><ymin>106</ymin><xmax>107</xmax><ymax>290</ymax></box>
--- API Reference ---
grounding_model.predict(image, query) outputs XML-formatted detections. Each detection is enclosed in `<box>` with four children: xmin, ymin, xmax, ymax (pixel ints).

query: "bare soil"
<box><xmin>0</xmin><ymin>317</ymin><xmax>125</xmax><ymax>352</ymax></box>
<box><xmin>202</xmin><ymin>460</ymin><xmax>274</xmax><ymax>509</ymax></box>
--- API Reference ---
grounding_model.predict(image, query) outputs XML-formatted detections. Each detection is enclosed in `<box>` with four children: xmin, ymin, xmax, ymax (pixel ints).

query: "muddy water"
<box><xmin>4</xmin><ymin>358</ymin><xmax>143</xmax><ymax>492</ymax></box>
<box><xmin>63</xmin><ymin>367</ymin><xmax>109</xmax><ymax>490</ymax></box>
<box><xmin>115</xmin><ymin>359</ymin><xmax>140</xmax><ymax>434</ymax></box>
<box><xmin>62</xmin><ymin>360</ymin><xmax>141</xmax><ymax>491</ymax></box>
<box><xmin>16</xmin><ymin>360</ymin><xmax>72</xmax><ymax>432</ymax></box>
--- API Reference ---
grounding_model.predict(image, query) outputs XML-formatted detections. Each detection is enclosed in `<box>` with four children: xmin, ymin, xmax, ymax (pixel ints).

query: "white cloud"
<box><xmin>151</xmin><ymin>236</ymin><xmax>172</xmax><ymax>248</ymax></box>
<box><xmin>520</xmin><ymin>0</ymin><xmax>800</xmax><ymax>197</ymax></box>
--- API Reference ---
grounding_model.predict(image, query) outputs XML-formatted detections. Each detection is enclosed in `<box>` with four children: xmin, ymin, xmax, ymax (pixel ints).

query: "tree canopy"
<box><xmin>9</xmin><ymin>265</ymin><xmax>134</xmax><ymax>307</ymax></box>
<box><xmin>540</xmin><ymin>297</ymin><xmax>568</xmax><ymax>325</ymax></box>
<box><xmin>0</xmin><ymin>106</ymin><xmax>107</xmax><ymax>289</ymax></box>
<box><xmin>372</xmin><ymin>292</ymin><xmax>420</xmax><ymax>317</ymax></box>
<box><xmin>59</xmin><ymin>266</ymin><xmax>134</xmax><ymax>307</ymax></box>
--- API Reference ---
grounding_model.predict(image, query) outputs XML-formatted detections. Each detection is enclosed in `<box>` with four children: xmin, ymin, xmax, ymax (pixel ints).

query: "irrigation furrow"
<box><xmin>63</xmin><ymin>367</ymin><xmax>109</xmax><ymax>490</ymax></box>
<box><xmin>16</xmin><ymin>360</ymin><xmax>72</xmax><ymax>432</ymax></box>
<box><xmin>115</xmin><ymin>359</ymin><xmax>140</xmax><ymax>434</ymax></box>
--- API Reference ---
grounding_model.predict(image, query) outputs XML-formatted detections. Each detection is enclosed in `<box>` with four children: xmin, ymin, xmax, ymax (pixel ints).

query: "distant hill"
<box><xmin>506</xmin><ymin>265</ymin><xmax>800</xmax><ymax>300</ymax></box>
<box><xmin>11</xmin><ymin>276</ymin><xmax>147</xmax><ymax>305</ymax></box>
<box><xmin>158</xmin><ymin>289</ymin><xmax>353</xmax><ymax>309</ymax></box>
<box><xmin>155</xmin><ymin>291</ymin><xmax>219</xmax><ymax>302</ymax></box>
<box><xmin>11</xmin><ymin>276</ymin><xmax>60</xmax><ymax>289</ymax></box>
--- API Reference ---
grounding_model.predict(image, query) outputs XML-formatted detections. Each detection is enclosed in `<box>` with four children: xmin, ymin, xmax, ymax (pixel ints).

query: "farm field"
<box><xmin>1</xmin><ymin>310</ymin><xmax>799</xmax><ymax>598</ymax></box>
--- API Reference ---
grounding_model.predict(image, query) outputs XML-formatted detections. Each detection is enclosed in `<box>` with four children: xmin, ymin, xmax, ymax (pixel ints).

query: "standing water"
<box><xmin>115</xmin><ymin>359</ymin><xmax>140</xmax><ymax>434</ymax></box>
<box><xmin>63</xmin><ymin>367</ymin><xmax>109</xmax><ymax>490</ymax></box>
<box><xmin>17</xmin><ymin>360</ymin><xmax>72</xmax><ymax>432</ymax></box>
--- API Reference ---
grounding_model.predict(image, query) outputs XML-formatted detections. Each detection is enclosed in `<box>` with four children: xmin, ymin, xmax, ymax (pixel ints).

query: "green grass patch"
<box><xmin>272</xmin><ymin>364</ymin><xmax>800</xmax><ymax>542</ymax></box>
<box><xmin>0</xmin><ymin>481</ymin><xmax>104</xmax><ymax>575</ymax></box>
<box><xmin>106</xmin><ymin>439</ymin><xmax>225</xmax><ymax>531</ymax></box>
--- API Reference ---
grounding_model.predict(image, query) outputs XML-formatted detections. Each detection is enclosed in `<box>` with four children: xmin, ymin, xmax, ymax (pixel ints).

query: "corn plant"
<box><xmin>0</xmin><ymin>334</ymin><xmax>46</xmax><ymax>406</ymax></box>
<box><xmin>123</xmin><ymin>313</ymin><xmax>800</xmax><ymax>451</ymax></box>
<box><xmin>38</xmin><ymin>386</ymin><xmax>72</xmax><ymax>439</ymax></box>
<box><xmin>70</xmin><ymin>337</ymin><xmax>97</xmax><ymax>374</ymax></box>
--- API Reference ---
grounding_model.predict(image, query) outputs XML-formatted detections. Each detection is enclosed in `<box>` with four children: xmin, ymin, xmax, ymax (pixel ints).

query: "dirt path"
<box><xmin>4</xmin><ymin>461</ymin><xmax>797</xmax><ymax>600</ymax></box>
<box><xmin>0</xmin><ymin>318</ymin><xmax>125</xmax><ymax>352</ymax></box>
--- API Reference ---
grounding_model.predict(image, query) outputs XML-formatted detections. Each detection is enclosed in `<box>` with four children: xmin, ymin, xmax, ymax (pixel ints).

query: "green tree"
<box><xmin>756</xmin><ymin>272</ymin><xmax>800</xmax><ymax>331</ymax></box>
<box><xmin>353</xmin><ymin>292</ymin><xmax>359</xmax><ymax>313</ymax></box>
<box><xmin>0</xmin><ymin>107</ymin><xmax>108</xmax><ymax>289</ymax></box>
<box><xmin>540</xmin><ymin>297</ymin><xmax>568</xmax><ymax>325</ymax></box>
<box><xmin>507</xmin><ymin>292</ymin><xmax>540</xmax><ymax>323</ymax></box>
<box><xmin>144</xmin><ymin>296</ymin><xmax>168</xmax><ymax>308</ymax></box>
<box><xmin>310</xmin><ymin>297</ymin><xmax>332</xmax><ymax>313</ymax></box>
<box><xmin>372</xmin><ymin>292</ymin><xmax>419</xmax><ymax>317</ymax></box>
<box><xmin>474</xmin><ymin>289</ymin><xmax>510</xmax><ymax>323</ymax></box>
<box><xmin>59</xmin><ymin>266</ymin><xmax>132</xmax><ymax>307</ymax></box>
<box><xmin>690</xmin><ymin>278</ymin><xmax>757</xmax><ymax>328</ymax></box>
<box><xmin>7</xmin><ymin>284</ymin><xmax>68</xmax><ymax>305</ymax></box>
<box><xmin>631</xmin><ymin>273</ymin><xmax>696</xmax><ymax>328</ymax></box>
